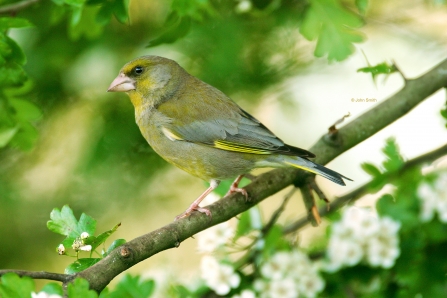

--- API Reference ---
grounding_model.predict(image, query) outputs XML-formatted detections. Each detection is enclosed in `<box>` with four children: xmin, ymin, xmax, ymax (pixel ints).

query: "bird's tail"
<box><xmin>264</xmin><ymin>156</ymin><xmax>352</xmax><ymax>186</ymax></box>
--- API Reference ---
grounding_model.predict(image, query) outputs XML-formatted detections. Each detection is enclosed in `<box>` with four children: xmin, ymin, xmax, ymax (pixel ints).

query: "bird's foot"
<box><xmin>225</xmin><ymin>175</ymin><xmax>249</xmax><ymax>201</ymax></box>
<box><xmin>175</xmin><ymin>206</ymin><xmax>211</xmax><ymax>221</ymax></box>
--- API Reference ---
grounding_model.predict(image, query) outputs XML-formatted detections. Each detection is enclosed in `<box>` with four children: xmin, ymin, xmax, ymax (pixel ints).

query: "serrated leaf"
<box><xmin>108</xmin><ymin>274</ymin><xmax>155</xmax><ymax>298</ymax></box>
<box><xmin>75</xmin><ymin>213</ymin><xmax>97</xmax><ymax>236</ymax></box>
<box><xmin>65</xmin><ymin>258</ymin><xmax>102</xmax><ymax>274</ymax></box>
<box><xmin>0</xmin><ymin>18</ymin><xmax>33</xmax><ymax>30</ymax></box>
<box><xmin>382</xmin><ymin>138</ymin><xmax>404</xmax><ymax>172</ymax></box>
<box><xmin>361</xmin><ymin>162</ymin><xmax>381</xmax><ymax>178</ymax></box>
<box><xmin>67</xmin><ymin>278</ymin><xmax>98</xmax><ymax>298</ymax></box>
<box><xmin>47</xmin><ymin>205</ymin><xmax>78</xmax><ymax>236</ymax></box>
<box><xmin>300</xmin><ymin>0</ymin><xmax>364</xmax><ymax>61</ymax></box>
<box><xmin>0</xmin><ymin>273</ymin><xmax>35</xmax><ymax>298</ymax></box>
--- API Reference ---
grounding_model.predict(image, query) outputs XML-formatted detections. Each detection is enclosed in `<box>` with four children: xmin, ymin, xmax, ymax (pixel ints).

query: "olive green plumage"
<box><xmin>108</xmin><ymin>55</ymin><xmax>351</xmax><ymax>218</ymax></box>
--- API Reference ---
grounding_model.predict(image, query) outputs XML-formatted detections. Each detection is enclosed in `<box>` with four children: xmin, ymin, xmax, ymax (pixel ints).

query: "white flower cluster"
<box><xmin>417</xmin><ymin>172</ymin><xmax>447</xmax><ymax>223</ymax></box>
<box><xmin>255</xmin><ymin>250</ymin><xmax>325</xmax><ymax>298</ymax></box>
<box><xmin>197</xmin><ymin>193</ymin><xmax>241</xmax><ymax>295</ymax></box>
<box><xmin>326</xmin><ymin>207</ymin><xmax>401</xmax><ymax>271</ymax></box>
<box><xmin>201</xmin><ymin>256</ymin><xmax>241</xmax><ymax>295</ymax></box>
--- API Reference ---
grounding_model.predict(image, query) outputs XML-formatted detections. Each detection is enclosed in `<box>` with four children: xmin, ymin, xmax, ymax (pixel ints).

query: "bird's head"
<box><xmin>108</xmin><ymin>55</ymin><xmax>185</xmax><ymax>107</ymax></box>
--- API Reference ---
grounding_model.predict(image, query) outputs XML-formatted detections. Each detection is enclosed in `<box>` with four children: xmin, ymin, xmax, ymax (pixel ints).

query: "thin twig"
<box><xmin>0</xmin><ymin>269</ymin><xmax>71</xmax><ymax>282</ymax></box>
<box><xmin>261</xmin><ymin>187</ymin><xmax>296</xmax><ymax>234</ymax></box>
<box><xmin>0</xmin><ymin>0</ymin><xmax>39</xmax><ymax>14</ymax></box>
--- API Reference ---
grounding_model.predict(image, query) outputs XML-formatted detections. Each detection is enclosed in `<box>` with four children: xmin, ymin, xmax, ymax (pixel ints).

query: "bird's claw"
<box><xmin>174</xmin><ymin>207</ymin><xmax>212</xmax><ymax>221</ymax></box>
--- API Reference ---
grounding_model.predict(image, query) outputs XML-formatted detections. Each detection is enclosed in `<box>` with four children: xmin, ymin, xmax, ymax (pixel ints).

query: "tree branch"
<box><xmin>0</xmin><ymin>269</ymin><xmax>70</xmax><ymax>282</ymax></box>
<box><xmin>3</xmin><ymin>59</ymin><xmax>447</xmax><ymax>292</ymax></box>
<box><xmin>0</xmin><ymin>0</ymin><xmax>39</xmax><ymax>14</ymax></box>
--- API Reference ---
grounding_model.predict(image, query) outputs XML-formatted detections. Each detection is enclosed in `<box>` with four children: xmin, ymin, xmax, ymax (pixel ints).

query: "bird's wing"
<box><xmin>158</xmin><ymin>88</ymin><xmax>315</xmax><ymax>158</ymax></box>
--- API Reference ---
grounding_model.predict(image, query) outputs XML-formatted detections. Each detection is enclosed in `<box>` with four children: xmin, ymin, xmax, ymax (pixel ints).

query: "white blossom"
<box><xmin>235</xmin><ymin>0</ymin><xmax>252</xmax><ymax>13</ymax></box>
<box><xmin>57</xmin><ymin>244</ymin><xmax>65</xmax><ymax>255</ymax></box>
<box><xmin>418</xmin><ymin>173</ymin><xmax>447</xmax><ymax>223</ymax></box>
<box><xmin>201</xmin><ymin>256</ymin><xmax>240</xmax><ymax>295</ymax></box>
<box><xmin>79</xmin><ymin>244</ymin><xmax>92</xmax><ymax>252</ymax></box>
<box><xmin>325</xmin><ymin>207</ymin><xmax>401</xmax><ymax>271</ymax></box>
<box><xmin>232</xmin><ymin>289</ymin><xmax>256</xmax><ymax>298</ymax></box>
<box><xmin>197</xmin><ymin>221</ymin><xmax>234</xmax><ymax>253</ymax></box>
<box><xmin>297</xmin><ymin>273</ymin><xmax>325</xmax><ymax>298</ymax></box>
<box><xmin>268</xmin><ymin>278</ymin><xmax>298</xmax><ymax>298</ymax></box>
<box><xmin>31</xmin><ymin>292</ymin><xmax>62</xmax><ymax>298</ymax></box>
<box><xmin>80</xmin><ymin>232</ymin><xmax>89</xmax><ymax>239</ymax></box>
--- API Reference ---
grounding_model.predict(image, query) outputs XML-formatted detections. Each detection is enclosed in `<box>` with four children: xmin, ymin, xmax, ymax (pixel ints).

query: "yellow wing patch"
<box><xmin>284</xmin><ymin>161</ymin><xmax>319</xmax><ymax>175</ymax></box>
<box><xmin>214</xmin><ymin>140</ymin><xmax>272</xmax><ymax>155</ymax></box>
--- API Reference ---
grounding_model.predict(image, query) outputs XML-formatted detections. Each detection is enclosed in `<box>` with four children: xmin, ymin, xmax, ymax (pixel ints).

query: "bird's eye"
<box><xmin>133</xmin><ymin>66</ymin><xmax>144</xmax><ymax>75</ymax></box>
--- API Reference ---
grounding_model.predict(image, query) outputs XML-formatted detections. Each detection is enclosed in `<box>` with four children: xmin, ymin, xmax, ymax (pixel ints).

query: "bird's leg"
<box><xmin>175</xmin><ymin>180</ymin><xmax>220</xmax><ymax>220</ymax></box>
<box><xmin>225</xmin><ymin>175</ymin><xmax>248</xmax><ymax>200</ymax></box>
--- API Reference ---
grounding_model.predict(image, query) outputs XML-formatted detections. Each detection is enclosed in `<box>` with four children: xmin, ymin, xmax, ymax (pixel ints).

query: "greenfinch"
<box><xmin>108</xmin><ymin>55</ymin><xmax>351</xmax><ymax>219</ymax></box>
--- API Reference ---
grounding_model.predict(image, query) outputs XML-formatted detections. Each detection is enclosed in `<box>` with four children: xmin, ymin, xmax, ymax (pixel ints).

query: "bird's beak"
<box><xmin>107</xmin><ymin>73</ymin><xmax>136</xmax><ymax>92</ymax></box>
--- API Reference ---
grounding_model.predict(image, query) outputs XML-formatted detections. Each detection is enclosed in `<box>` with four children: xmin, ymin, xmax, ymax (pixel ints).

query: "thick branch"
<box><xmin>283</xmin><ymin>143</ymin><xmax>447</xmax><ymax>233</ymax></box>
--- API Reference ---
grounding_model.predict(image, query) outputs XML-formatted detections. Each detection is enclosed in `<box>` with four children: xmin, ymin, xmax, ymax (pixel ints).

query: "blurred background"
<box><xmin>1</xmin><ymin>0</ymin><xmax>447</xmax><ymax>292</ymax></box>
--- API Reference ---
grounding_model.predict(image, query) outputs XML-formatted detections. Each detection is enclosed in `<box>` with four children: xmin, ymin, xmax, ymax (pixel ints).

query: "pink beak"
<box><xmin>107</xmin><ymin>73</ymin><xmax>136</xmax><ymax>92</ymax></box>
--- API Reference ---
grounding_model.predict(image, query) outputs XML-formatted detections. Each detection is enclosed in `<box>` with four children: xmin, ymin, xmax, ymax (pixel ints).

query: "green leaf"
<box><xmin>65</xmin><ymin>0</ymin><xmax>87</xmax><ymax>8</ymax></box>
<box><xmin>65</xmin><ymin>258</ymin><xmax>102</xmax><ymax>274</ymax></box>
<box><xmin>147</xmin><ymin>12</ymin><xmax>191</xmax><ymax>48</ymax></box>
<box><xmin>382</xmin><ymin>137</ymin><xmax>404</xmax><ymax>172</ymax></box>
<box><xmin>0</xmin><ymin>273</ymin><xmax>35</xmax><ymax>298</ymax></box>
<box><xmin>67</xmin><ymin>278</ymin><xmax>98</xmax><ymax>298</ymax></box>
<box><xmin>358</xmin><ymin>61</ymin><xmax>397</xmax><ymax>82</ymax></box>
<box><xmin>235</xmin><ymin>211</ymin><xmax>252</xmax><ymax>240</ymax></box>
<box><xmin>0</xmin><ymin>62</ymin><xmax>28</xmax><ymax>87</ymax></box>
<box><xmin>85</xmin><ymin>223</ymin><xmax>122</xmax><ymax>252</ymax></box>
<box><xmin>262</xmin><ymin>225</ymin><xmax>289</xmax><ymax>257</ymax></box>
<box><xmin>355</xmin><ymin>0</ymin><xmax>368</xmax><ymax>15</ymax></box>
<box><xmin>112</xmin><ymin>0</ymin><xmax>129</xmax><ymax>24</ymax></box>
<box><xmin>8</xmin><ymin>121</ymin><xmax>38</xmax><ymax>150</ymax></box>
<box><xmin>106</xmin><ymin>274</ymin><xmax>155</xmax><ymax>298</ymax></box>
<box><xmin>41</xmin><ymin>282</ymin><xmax>64</xmax><ymax>295</ymax></box>
<box><xmin>70</xmin><ymin>6</ymin><xmax>103</xmax><ymax>39</ymax></box>
<box><xmin>0</xmin><ymin>18</ymin><xmax>33</xmax><ymax>30</ymax></box>
<box><xmin>361</xmin><ymin>162</ymin><xmax>381</xmax><ymax>178</ymax></box>
<box><xmin>75</xmin><ymin>213</ymin><xmax>97</xmax><ymax>236</ymax></box>
<box><xmin>0</xmin><ymin>126</ymin><xmax>19</xmax><ymax>148</ymax></box>
<box><xmin>106</xmin><ymin>238</ymin><xmax>126</xmax><ymax>255</ymax></box>
<box><xmin>300</xmin><ymin>0</ymin><xmax>365</xmax><ymax>61</ymax></box>
<box><xmin>47</xmin><ymin>205</ymin><xmax>79</xmax><ymax>236</ymax></box>
<box><xmin>9</xmin><ymin>98</ymin><xmax>42</xmax><ymax>122</ymax></box>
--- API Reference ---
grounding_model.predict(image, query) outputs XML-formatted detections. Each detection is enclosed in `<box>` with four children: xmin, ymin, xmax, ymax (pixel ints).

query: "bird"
<box><xmin>108</xmin><ymin>55</ymin><xmax>351</xmax><ymax>220</ymax></box>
